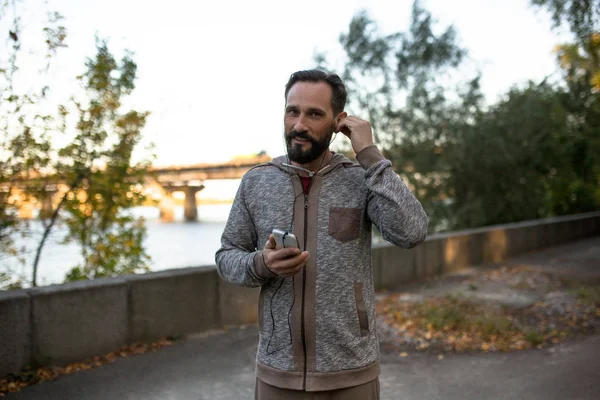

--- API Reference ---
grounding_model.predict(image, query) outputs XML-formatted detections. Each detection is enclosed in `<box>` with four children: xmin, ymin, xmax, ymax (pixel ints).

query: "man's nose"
<box><xmin>294</xmin><ymin>114</ymin><xmax>308</xmax><ymax>132</ymax></box>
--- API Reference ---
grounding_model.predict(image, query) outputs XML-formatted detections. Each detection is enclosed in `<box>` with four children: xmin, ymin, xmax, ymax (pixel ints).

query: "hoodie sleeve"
<box><xmin>356</xmin><ymin>145</ymin><xmax>429</xmax><ymax>248</ymax></box>
<box><xmin>215</xmin><ymin>176</ymin><xmax>277</xmax><ymax>287</ymax></box>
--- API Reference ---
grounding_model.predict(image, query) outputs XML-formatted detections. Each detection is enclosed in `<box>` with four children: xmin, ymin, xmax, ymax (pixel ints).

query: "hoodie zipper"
<box><xmin>282</xmin><ymin>163</ymin><xmax>331</xmax><ymax>390</ymax></box>
<box><xmin>301</xmin><ymin>193</ymin><xmax>309</xmax><ymax>390</ymax></box>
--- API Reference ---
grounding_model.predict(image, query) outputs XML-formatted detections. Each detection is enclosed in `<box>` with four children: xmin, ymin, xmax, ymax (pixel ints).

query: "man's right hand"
<box><xmin>262</xmin><ymin>234</ymin><xmax>309</xmax><ymax>277</ymax></box>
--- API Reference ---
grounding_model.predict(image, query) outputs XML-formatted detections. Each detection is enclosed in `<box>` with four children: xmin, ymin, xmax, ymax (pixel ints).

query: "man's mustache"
<box><xmin>287</xmin><ymin>130</ymin><xmax>316</xmax><ymax>142</ymax></box>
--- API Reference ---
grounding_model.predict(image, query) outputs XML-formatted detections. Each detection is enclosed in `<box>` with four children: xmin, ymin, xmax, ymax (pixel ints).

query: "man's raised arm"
<box><xmin>336</xmin><ymin>115</ymin><xmax>428</xmax><ymax>248</ymax></box>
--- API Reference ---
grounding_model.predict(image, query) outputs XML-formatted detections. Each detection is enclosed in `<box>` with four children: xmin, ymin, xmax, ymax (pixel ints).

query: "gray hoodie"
<box><xmin>215</xmin><ymin>145</ymin><xmax>428</xmax><ymax>392</ymax></box>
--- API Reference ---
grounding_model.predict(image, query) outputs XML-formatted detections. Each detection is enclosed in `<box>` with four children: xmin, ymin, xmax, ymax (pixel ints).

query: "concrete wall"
<box><xmin>0</xmin><ymin>291</ymin><xmax>30</xmax><ymax>375</ymax></box>
<box><xmin>372</xmin><ymin>212</ymin><xmax>600</xmax><ymax>288</ymax></box>
<box><xmin>29</xmin><ymin>278</ymin><xmax>129</xmax><ymax>366</ymax></box>
<box><xmin>1</xmin><ymin>212</ymin><xmax>599</xmax><ymax>376</ymax></box>
<box><xmin>128</xmin><ymin>268</ymin><xmax>220</xmax><ymax>341</ymax></box>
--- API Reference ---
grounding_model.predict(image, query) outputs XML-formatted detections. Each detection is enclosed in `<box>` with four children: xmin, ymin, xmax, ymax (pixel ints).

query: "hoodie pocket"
<box><xmin>329</xmin><ymin>207</ymin><xmax>361</xmax><ymax>243</ymax></box>
<box><xmin>354</xmin><ymin>282</ymin><xmax>370</xmax><ymax>337</ymax></box>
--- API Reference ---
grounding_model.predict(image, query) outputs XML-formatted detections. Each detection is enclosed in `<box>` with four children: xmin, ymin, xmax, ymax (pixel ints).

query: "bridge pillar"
<box><xmin>159</xmin><ymin>194</ymin><xmax>175</xmax><ymax>222</ymax></box>
<box><xmin>183</xmin><ymin>185</ymin><xmax>204</xmax><ymax>222</ymax></box>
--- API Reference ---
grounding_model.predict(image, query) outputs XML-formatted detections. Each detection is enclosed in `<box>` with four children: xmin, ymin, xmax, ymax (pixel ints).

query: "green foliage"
<box><xmin>59</xmin><ymin>39</ymin><xmax>152</xmax><ymax>282</ymax></box>
<box><xmin>1</xmin><ymin>0</ymin><xmax>68</xmax><ymax>289</ymax></box>
<box><xmin>531</xmin><ymin>0</ymin><xmax>600</xmax><ymax>91</ymax></box>
<box><xmin>575</xmin><ymin>285</ymin><xmax>600</xmax><ymax>306</ymax></box>
<box><xmin>524</xmin><ymin>328</ymin><xmax>545</xmax><ymax>347</ymax></box>
<box><xmin>416</xmin><ymin>295</ymin><xmax>470</xmax><ymax>330</ymax></box>
<box><xmin>442</xmin><ymin>75</ymin><xmax>598</xmax><ymax>230</ymax></box>
<box><xmin>320</xmin><ymin>0</ymin><xmax>480</xmax><ymax>231</ymax></box>
<box><xmin>445</xmin><ymin>81</ymin><xmax>595</xmax><ymax>228</ymax></box>
<box><xmin>0</xmin><ymin>271</ymin><xmax>23</xmax><ymax>290</ymax></box>
<box><xmin>530</xmin><ymin>0</ymin><xmax>599</xmax><ymax>40</ymax></box>
<box><xmin>321</xmin><ymin>0</ymin><xmax>600</xmax><ymax>232</ymax></box>
<box><xmin>415</xmin><ymin>295</ymin><xmax>515</xmax><ymax>340</ymax></box>
<box><xmin>555</xmin><ymin>34</ymin><xmax>600</xmax><ymax>91</ymax></box>
<box><xmin>1</xmin><ymin>1</ymin><xmax>153</xmax><ymax>289</ymax></box>
<box><xmin>65</xmin><ymin>217</ymin><xmax>150</xmax><ymax>281</ymax></box>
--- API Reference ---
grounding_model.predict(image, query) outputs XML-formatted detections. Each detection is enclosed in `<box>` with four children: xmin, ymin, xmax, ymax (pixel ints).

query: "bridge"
<box><xmin>148</xmin><ymin>154</ymin><xmax>271</xmax><ymax>221</ymax></box>
<box><xmin>6</xmin><ymin>154</ymin><xmax>272</xmax><ymax>222</ymax></box>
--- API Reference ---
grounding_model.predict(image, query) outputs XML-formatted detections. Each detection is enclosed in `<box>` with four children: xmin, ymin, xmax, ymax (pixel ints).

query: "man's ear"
<box><xmin>334</xmin><ymin>111</ymin><xmax>348</xmax><ymax>132</ymax></box>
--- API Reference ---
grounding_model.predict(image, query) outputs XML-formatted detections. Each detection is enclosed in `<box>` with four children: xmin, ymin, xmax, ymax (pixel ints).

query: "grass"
<box><xmin>524</xmin><ymin>329</ymin><xmax>545</xmax><ymax>347</ymax></box>
<box><xmin>476</xmin><ymin>314</ymin><xmax>514</xmax><ymax>339</ymax></box>
<box><xmin>574</xmin><ymin>285</ymin><xmax>600</xmax><ymax>306</ymax></box>
<box><xmin>378</xmin><ymin>290</ymin><xmax>596</xmax><ymax>353</ymax></box>
<box><xmin>414</xmin><ymin>295</ymin><xmax>471</xmax><ymax>330</ymax></box>
<box><xmin>378</xmin><ymin>269</ymin><xmax>600</xmax><ymax>354</ymax></box>
<box><xmin>413</xmin><ymin>295</ymin><xmax>516</xmax><ymax>340</ymax></box>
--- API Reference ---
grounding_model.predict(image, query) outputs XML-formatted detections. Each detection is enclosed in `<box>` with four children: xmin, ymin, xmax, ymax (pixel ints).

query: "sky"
<box><xmin>4</xmin><ymin>0</ymin><xmax>570</xmax><ymax>167</ymax></box>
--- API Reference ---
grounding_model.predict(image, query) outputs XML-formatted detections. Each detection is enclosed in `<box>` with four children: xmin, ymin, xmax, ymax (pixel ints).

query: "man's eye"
<box><xmin>311</xmin><ymin>112</ymin><xmax>322</xmax><ymax>117</ymax></box>
<box><xmin>287</xmin><ymin>109</ymin><xmax>298</xmax><ymax>116</ymax></box>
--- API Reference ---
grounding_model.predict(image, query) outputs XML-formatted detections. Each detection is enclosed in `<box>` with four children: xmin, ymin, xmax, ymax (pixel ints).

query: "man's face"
<box><xmin>284</xmin><ymin>81</ymin><xmax>339</xmax><ymax>164</ymax></box>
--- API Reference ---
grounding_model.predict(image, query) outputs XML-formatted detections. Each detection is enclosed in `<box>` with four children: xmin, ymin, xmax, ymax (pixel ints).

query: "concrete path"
<box><xmin>7</xmin><ymin>237</ymin><xmax>600</xmax><ymax>400</ymax></box>
<box><xmin>7</xmin><ymin>328</ymin><xmax>600</xmax><ymax>400</ymax></box>
<box><xmin>511</xmin><ymin>236</ymin><xmax>600</xmax><ymax>281</ymax></box>
<box><xmin>392</xmin><ymin>236</ymin><xmax>600</xmax><ymax>305</ymax></box>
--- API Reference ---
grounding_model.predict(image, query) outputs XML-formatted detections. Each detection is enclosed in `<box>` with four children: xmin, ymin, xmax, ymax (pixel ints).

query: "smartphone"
<box><xmin>272</xmin><ymin>228</ymin><xmax>300</xmax><ymax>249</ymax></box>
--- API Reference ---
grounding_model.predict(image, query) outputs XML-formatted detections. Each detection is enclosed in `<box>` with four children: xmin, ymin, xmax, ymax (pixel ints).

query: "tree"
<box><xmin>1</xmin><ymin>1</ymin><xmax>153</xmax><ymax>289</ymax></box>
<box><xmin>1</xmin><ymin>0</ymin><xmax>67</xmax><ymax>288</ymax></box>
<box><xmin>530</xmin><ymin>0</ymin><xmax>599</xmax><ymax>40</ymax></box>
<box><xmin>317</xmin><ymin>0</ymin><xmax>478</xmax><ymax>232</ymax></box>
<box><xmin>58</xmin><ymin>39</ymin><xmax>152</xmax><ymax>281</ymax></box>
<box><xmin>446</xmin><ymin>82</ymin><xmax>569</xmax><ymax>228</ymax></box>
<box><xmin>530</xmin><ymin>0</ymin><xmax>600</xmax><ymax>212</ymax></box>
<box><xmin>553</xmin><ymin>45</ymin><xmax>600</xmax><ymax>214</ymax></box>
<box><xmin>448</xmin><ymin>1</ymin><xmax>600</xmax><ymax>227</ymax></box>
<box><xmin>320</xmin><ymin>0</ymin><xmax>600</xmax><ymax>233</ymax></box>
<box><xmin>531</xmin><ymin>0</ymin><xmax>600</xmax><ymax>91</ymax></box>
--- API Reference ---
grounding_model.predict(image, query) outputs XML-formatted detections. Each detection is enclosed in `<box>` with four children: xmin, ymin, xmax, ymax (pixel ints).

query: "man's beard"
<box><xmin>285</xmin><ymin>130</ymin><xmax>333</xmax><ymax>164</ymax></box>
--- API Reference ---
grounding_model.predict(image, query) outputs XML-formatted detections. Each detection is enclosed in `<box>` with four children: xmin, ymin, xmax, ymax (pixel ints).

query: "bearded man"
<box><xmin>216</xmin><ymin>69</ymin><xmax>428</xmax><ymax>399</ymax></box>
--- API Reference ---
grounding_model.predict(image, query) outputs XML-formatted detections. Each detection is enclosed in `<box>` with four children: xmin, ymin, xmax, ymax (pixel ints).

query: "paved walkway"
<box><xmin>8</xmin><ymin>237</ymin><xmax>600</xmax><ymax>400</ymax></box>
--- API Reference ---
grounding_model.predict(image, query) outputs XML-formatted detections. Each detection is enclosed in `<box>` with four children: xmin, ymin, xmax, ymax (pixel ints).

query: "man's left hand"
<box><xmin>335</xmin><ymin>115</ymin><xmax>374</xmax><ymax>154</ymax></box>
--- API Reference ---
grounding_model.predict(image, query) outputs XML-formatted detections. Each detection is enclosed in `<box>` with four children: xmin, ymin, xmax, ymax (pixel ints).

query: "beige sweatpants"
<box><xmin>254</xmin><ymin>378</ymin><xmax>380</xmax><ymax>400</ymax></box>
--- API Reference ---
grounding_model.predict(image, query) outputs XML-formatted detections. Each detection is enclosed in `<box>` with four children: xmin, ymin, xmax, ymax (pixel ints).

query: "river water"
<box><xmin>3</xmin><ymin>204</ymin><xmax>231</xmax><ymax>286</ymax></box>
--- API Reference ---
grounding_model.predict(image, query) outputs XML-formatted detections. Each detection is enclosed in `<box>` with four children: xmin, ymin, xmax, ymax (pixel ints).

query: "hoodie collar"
<box><xmin>269</xmin><ymin>152</ymin><xmax>355</xmax><ymax>177</ymax></box>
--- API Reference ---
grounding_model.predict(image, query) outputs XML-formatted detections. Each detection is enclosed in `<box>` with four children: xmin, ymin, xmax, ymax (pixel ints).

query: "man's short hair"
<box><xmin>284</xmin><ymin>70</ymin><xmax>347</xmax><ymax>115</ymax></box>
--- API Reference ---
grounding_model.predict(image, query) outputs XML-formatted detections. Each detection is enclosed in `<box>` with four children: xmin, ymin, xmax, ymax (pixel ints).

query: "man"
<box><xmin>215</xmin><ymin>70</ymin><xmax>428</xmax><ymax>399</ymax></box>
